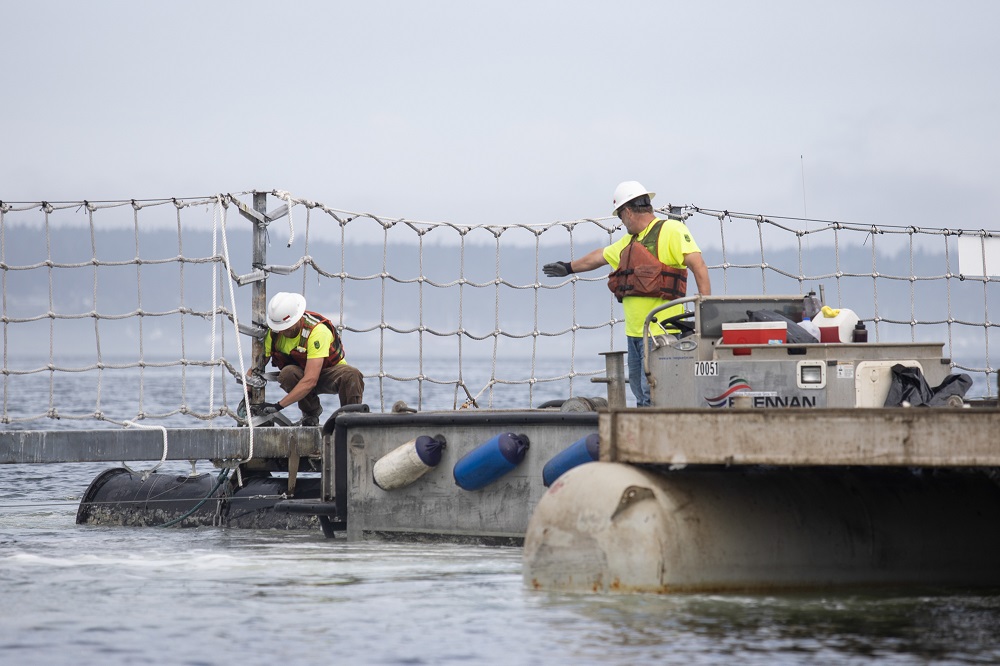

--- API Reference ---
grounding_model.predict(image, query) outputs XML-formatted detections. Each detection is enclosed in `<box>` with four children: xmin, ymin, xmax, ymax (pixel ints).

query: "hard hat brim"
<box><xmin>612</xmin><ymin>190</ymin><xmax>656</xmax><ymax>216</ymax></box>
<box><xmin>266</xmin><ymin>293</ymin><xmax>307</xmax><ymax>332</ymax></box>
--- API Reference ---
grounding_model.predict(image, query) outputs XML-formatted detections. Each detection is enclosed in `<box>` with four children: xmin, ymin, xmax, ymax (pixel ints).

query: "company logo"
<box><xmin>704</xmin><ymin>375</ymin><xmax>818</xmax><ymax>408</ymax></box>
<box><xmin>705</xmin><ymin>376</ymin><xmax>751</xmax><ymax>408</ymax></box>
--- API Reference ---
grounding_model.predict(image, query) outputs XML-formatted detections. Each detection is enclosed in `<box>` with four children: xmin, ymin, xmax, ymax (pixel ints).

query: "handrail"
<box><xmin>642</xmin><ymin>295</ymin><xmax>700</xmax><ymax>385</ymax></box>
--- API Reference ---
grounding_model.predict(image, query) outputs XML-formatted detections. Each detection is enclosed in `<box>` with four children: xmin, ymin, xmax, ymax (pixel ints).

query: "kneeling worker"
<box><xmin>252</xmin><ymin>292</ymin><xmax>365</xmax><ymax>425</ymax></box>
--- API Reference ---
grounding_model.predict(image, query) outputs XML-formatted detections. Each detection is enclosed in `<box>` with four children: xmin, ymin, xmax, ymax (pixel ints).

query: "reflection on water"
<box><xmin>538</xmin><ymin>590</ymin><xmax>1000</xmax><ymax>664</ymax></box>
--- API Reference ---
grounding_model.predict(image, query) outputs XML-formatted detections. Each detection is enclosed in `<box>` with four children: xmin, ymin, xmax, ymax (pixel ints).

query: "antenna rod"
<box><xmin>800</xmin><ymin>154</ymin><xmax>808</xmax><ymax>219</ymax></box>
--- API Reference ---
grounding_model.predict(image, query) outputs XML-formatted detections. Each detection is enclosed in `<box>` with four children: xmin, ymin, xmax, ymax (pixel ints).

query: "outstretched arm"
<box><xmin>572</xmin><ymin>248</ymin><xmax>610</xmax><ymax>273</ymax></box>
<box><xmin>543</xmin><ymin>248</ymin><xmax>609</xmax><ymax>276</ymax></box>
<box><xmin>684</xmin><ymin>251</ymin><xmax>712</xmax><ymax>296</ymax></box>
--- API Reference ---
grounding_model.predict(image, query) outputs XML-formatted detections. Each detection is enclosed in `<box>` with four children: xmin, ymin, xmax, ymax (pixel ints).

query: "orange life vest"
<box><xmin>270</xmin><ymin>311</ymin><xmax>346</xmax><ymax>370</ymax></box>
<box><xmin>607</xmin><ymin>219</ymin><xmax>689</xmax><ymax>303</ymax></box>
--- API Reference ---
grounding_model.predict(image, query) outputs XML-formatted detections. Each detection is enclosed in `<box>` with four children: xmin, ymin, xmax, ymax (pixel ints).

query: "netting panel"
<box><xmin>1</xmin><ymin>192</ymin><xmax>996</xmax><ymax>428</ymax></box>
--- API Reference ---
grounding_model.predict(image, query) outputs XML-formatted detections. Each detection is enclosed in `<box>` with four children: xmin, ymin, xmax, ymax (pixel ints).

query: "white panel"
<box><xmin>855</xmin><ymin>360</ymin><xmax>923</xmax><ymax>408</ymax></box>
<box><xmin>958</xmin><ymin>236</ymin><xmax>1000</xmax><ymax>277</ymax></box>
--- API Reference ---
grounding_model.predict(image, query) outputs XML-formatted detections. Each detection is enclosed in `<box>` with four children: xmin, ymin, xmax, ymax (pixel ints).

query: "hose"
<box><xmin>157</xmin><ymin>467</ymin><xmax>231</xmax><ymax>528</ymax></box>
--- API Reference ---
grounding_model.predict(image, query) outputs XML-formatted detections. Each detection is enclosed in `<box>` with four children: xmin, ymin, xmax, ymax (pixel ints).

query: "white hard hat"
<box><xmin>612</xmin><ymin>181</ymin><xmax>656</xmax><ymax>215</ymax></box>
<box><xmin>266</xmin><ymin>292</ymin><xmax>306</xmax><ymax>332</ymax></box>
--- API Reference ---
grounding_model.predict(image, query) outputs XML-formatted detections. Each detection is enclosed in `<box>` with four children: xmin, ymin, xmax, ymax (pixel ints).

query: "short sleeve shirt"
<box><xmin>264</xmin><ymin>316</ymin><xmax>335</xmax><ymax>362</ymax></box>
<box><xmin>603</xmin><ymin>217</ymin><xmax>701</xmax><ymax>337</ymax></box>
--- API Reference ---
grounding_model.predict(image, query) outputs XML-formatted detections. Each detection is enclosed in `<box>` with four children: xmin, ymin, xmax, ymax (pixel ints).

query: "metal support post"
<box><xmin>250</xmin><ymin>191</ymin><xmax>268</xmax><ymax>404</ymax></box>
<box><xmin>592</xmin><ymin>351</ymin><xmax>628</xmax><ymax>409</ymax></box>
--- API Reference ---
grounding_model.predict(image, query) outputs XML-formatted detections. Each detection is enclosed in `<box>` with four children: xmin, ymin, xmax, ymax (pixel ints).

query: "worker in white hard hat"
<box><xmin>249</xmin><ymin>292</ymin><xmax>365</xmax><ymax>426</ymax></box>
<box><xmin>543</xmin><ymin>181</ymin><xmax>711</xmax><ymax>406</ymax></box>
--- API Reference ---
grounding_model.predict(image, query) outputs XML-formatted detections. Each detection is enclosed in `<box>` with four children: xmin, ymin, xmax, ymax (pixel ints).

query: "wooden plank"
<box><xmin>599</xmin><ymin>408</ymin><xmax>1000</xmax><ymax>468</ymax></box>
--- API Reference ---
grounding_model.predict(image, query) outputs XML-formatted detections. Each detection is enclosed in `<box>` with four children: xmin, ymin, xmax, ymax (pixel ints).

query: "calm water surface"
<box><xmin>4</xmin><ymin>467</ymin><xmax>1000</xmax><ymax>665</ymax></box>
<box><xmin>2</xmin><ymin>361</ymin><xmax>1000</xmax><ymax>664</ymax></box>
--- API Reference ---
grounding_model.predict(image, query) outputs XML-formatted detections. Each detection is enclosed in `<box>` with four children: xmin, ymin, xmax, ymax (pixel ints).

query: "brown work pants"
<box><xmin>277</xmin><ymin>363</ymin><xmax>365</xmax><ymax>417</ymax></box>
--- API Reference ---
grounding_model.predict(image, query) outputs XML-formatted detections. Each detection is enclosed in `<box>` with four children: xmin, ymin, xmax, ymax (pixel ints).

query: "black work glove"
<box><xmin>543</xmin><ymin>261</ymin><xmax>574</xmax><ymax>277</ymax></box>
<box><xmin>250</xmin><ymin>402</ymin><xmax>284</xmax><ymax>417</ymax></box>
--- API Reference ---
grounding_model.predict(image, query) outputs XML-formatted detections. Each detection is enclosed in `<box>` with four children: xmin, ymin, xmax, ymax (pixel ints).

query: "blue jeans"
<box><xmin>627</xmin><ymin>336</ymin><xmax>651</xmax><ymax>407</ymax></box>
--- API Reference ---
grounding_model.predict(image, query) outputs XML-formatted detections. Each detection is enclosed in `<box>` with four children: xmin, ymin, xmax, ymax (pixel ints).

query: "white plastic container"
<box><xmin>799</xmin><ymin>318</ymin><xmax>821</xmax><ymax>342</ymax></box>
<box><xmin>814</xmin><ymin>308</ymin><xmax>860</xmax><ymax>343</ymax></box>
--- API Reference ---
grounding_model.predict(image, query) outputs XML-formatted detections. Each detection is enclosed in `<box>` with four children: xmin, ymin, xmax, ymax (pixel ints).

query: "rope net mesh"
<box><xmin>0</xmin><ymin>192</ymin><xmax>996</xmax><ymax>428</ymax></box>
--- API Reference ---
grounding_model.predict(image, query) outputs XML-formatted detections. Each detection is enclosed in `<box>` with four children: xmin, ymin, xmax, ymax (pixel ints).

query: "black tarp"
<box><xmin>883</xmin><ymin>364</ymin><xmax>972</xmax><ymax>407</ymax></box>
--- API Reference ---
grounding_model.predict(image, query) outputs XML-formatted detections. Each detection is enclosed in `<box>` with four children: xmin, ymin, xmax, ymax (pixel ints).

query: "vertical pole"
<box><xmin>251</xmin><ymin>191</ymin><xmax>268</xmax><ymax>404</ymax></box>
<box><xmin>593</xmin><ymin>350</ymin><xmax>628</xmax><ymax>409</ymax></box>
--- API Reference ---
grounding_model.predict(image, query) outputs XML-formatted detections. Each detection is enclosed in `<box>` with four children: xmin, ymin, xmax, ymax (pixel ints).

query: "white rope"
<box><xmin>45</xmin><ymin>205</ymin><xmax>56</xmax><ymax>419</ymax></box>
<box><xmin>210</xmin><ymin>199</ymin><xmax>220</xmax><ymax>418</ymax></box>
<box><xmin>490</xmin><ymin>231</ymin><xmax>501</xmax><ymax>407</ymax></box>
<box><xmin>273</xmin><ymin>189</ymin><xmax>296</xmax><ymax>248</ymax></box>
<box><xmin>870</xmin><ymin>227</ymin><xmax>881</xmax><ymax>342</ymax></box>
<box><xmin>457</xmin><ymin>231</ymin><xmax>468</xmax><ymax>408</ymax></box>
<box><xmin>0</xmin><ymin>203</ymin><xmax>7</xmax><ymax>420</ymax></box>
<box><xmin>132</xmin><ymin>202</ymin><xmax>147</xmax><ymax>419</ymax></box>
<box><xmin>215</xmin><ymin>196</ymin><xmax>255</xmax><ymax>463</ymax></box>
<box><xmin>175</xmin><ymin>200</ymin><xmax>189</xmax><ymax>416</ymax></box>
<box><xmin>301</xmin><ymin>206</ymin><xmax>310</xmax><ymax>297</ymax></box>
<box><xmin>378</xmin><ymin>216</ymin><xmax>389</xmax><ymax>412</ymax></box>
<box><xmin>418</xmin><ymin>229</ymin><xmax>426</xmax><ymax>408</ymax></box>
<box><xmin>89</xmin><ymin>204</ymin><xmax>105</xmax><ymax>419</ymax></box>
<box><xmin>121</xmin><ymin>421</ymin><xmax>168</xmax><ymax>480</ymax></box>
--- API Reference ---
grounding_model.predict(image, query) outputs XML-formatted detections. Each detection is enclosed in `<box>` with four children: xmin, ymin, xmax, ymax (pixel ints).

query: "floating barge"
<box><xmin>524</xmin><ymin>408</ymin><xmax>1000</xmax><ymax>592</ymax></box>
<box><xmin>4</xmin><ymin>295</ymin><xmax>1000</xmax><ymax>593</ymax></box>
<box><xmin>524</xmin><ymin>295</ymin><xmax>1000</xmax><ymax>592</ymax></box>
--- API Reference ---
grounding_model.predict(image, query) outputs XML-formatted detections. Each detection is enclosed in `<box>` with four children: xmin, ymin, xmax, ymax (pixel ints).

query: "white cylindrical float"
<box><xmin>373</xmin><ymin>434</ymin><xmax>446</xmax><ymax>491</ymax></box>
<box><xmin>523</xmin><ymin>462</ymin><xmax>1000</xmax><ymax>593</ymax></box>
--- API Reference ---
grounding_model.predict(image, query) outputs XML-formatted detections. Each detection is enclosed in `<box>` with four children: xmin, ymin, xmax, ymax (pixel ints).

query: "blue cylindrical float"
<box><xmin>542</xmin><ymin>432</ymin><xmax>600</xmax><ymax>487</ymax></box>
<box><xmin>453</xmin><ymin>432</ymin><xmax>530</xmax><ymax>491</ymax></box>
<box><xmin>373</xmin><ymin>434</ymin><xmax>447</xmax><ymax>490</ymax></box>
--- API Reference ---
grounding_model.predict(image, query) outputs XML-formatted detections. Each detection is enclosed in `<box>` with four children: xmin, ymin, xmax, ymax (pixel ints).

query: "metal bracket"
<box><xmin>235</xmin><ymin>269</ymin><xmax>267</xmax><ymax>286</ymax></box>
<box><xmin>238</xmin><ymin>322</ymin><xmax>268</xmax><ymax>339</ymax></box>
<box><xmin>262</xmin><ymin>264</ymin><xmax>297</xmax><ymax>275</ymax></box>
<box><xmin>232</xmin><ymin>198</ymin><xmax>267</xmax><ymax>225</ymax></box>
<box><xmin>265</xmin><ymin>203</ymin><xmax>289</xmax><ymax>222</ymax></box>
<box><xmin>232</xmin><ymin>199</ymin><xmax>289</xmax><ymax>225</ymax></box>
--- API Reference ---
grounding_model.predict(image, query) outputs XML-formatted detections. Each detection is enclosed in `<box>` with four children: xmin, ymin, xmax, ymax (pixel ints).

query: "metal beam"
<box><xmin>232</xmin><ymin>197</ymin><xmax>267</xmax><ymax>225</ymax></box>
<box><xmin>231</xmin><ymin>197</ymin><xmax>289</xmax><ymax>225</ymax></box>
<box><xmin>0</xmin><ymin>428</ymin><xmax>321</xmax><ymax>464</ymax></box>
<box><xmin>265</xmin><ymin>203</ymin><xmax>289</xmax><ymax>222</ymax></box>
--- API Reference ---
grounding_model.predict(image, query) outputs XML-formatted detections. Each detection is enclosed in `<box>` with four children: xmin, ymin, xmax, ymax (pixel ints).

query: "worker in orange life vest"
<box><xmin>543</xmin><ymin>181</ymin><xmax>711</xmax><ymax>406</ymax></box>
<box><xmin>251</xmin><ymin>292</ymin><xmax>365</xmax><ymax>426</ymax></box>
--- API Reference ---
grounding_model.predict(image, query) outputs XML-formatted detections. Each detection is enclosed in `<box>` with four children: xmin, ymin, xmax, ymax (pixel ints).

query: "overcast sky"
<box><xmin>3</xmin><ymin>1</ymin><xmax>999</xmax><ymax>234</ymax></box>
